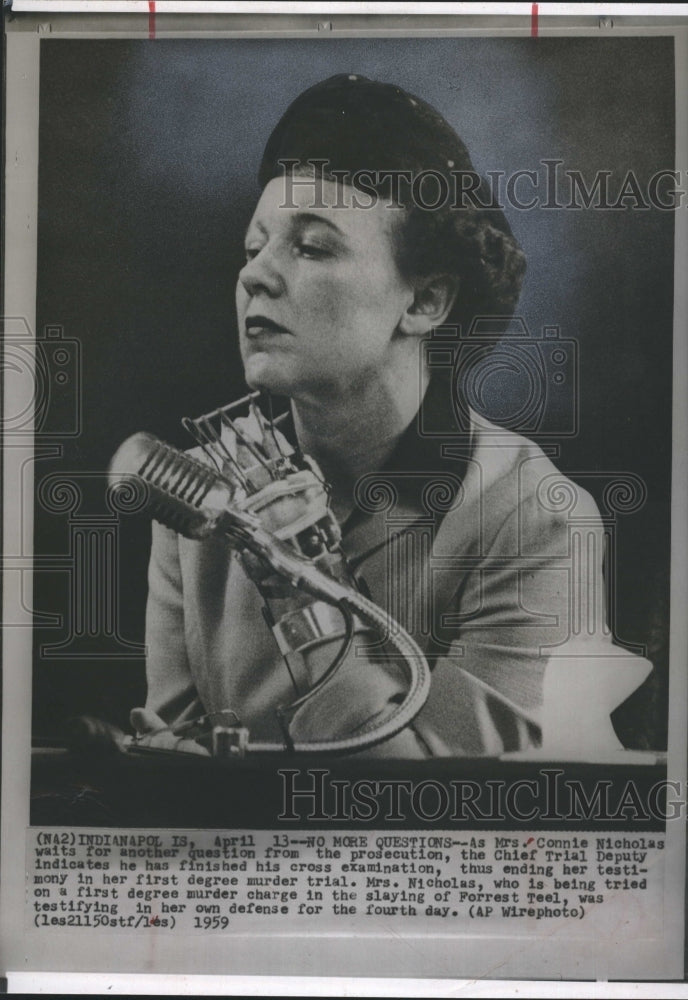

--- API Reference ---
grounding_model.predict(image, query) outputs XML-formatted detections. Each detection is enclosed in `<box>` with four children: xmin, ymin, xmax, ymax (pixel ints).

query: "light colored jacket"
<box><xmin>144</xmin><ymin>407</ymin><xmax>648</xmax><ymax>757</ymax></box>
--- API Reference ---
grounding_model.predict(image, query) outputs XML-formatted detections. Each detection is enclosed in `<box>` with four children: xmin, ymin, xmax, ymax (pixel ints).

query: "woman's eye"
<box><xmin>244</xmin><ymin>246</ymin><xmax>263</xmax><ymax>263</ymax></box>
<box><xmin>296</xmin><ymin>242</ymin><xmax>330</xmax><ymax>259</ymax></box>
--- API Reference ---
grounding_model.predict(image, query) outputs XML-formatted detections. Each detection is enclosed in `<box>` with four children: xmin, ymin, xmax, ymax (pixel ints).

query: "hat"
<box><xmin>259</xmin><ymin>73</ymin><xmax>476</xmax><ymax>196</ymax></box>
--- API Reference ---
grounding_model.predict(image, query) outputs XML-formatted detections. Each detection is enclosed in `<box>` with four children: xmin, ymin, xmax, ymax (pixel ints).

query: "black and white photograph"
<box><xmin>2</xmin><ymin>4</ymin><xmax>687</xmax><ymax>992</ymax></box>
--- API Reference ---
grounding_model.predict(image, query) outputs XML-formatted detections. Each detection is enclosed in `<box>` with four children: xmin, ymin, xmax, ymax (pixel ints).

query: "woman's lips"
<box><xmin>244</xmin><ymin>315</ymin><xmax>289</xmax><ymax>336</ymax></box>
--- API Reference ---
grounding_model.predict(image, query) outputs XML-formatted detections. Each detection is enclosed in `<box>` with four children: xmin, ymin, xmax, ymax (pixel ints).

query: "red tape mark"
<box><xmin>531</xmin><ymin>2</ymin><xmax>539</xmax><ymax>37</ymax></box>
<box><xmin>148</xmin><ymin>0</ymin><xmax>156</xmax><ymax>40</ymax></box>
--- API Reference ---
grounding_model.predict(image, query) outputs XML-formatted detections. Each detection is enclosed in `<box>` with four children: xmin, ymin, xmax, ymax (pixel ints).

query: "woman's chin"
<box><xmin>243</xmin><ymin>355</ymin><xmax>296</xmax><ymax>396</ymax></box>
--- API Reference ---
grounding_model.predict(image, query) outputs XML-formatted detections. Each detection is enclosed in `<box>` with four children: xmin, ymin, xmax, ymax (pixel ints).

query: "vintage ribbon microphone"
<box><xmin>109</xmin><ymin>392</ymin><xmax>431</xmax><ymax>756</ymax></box>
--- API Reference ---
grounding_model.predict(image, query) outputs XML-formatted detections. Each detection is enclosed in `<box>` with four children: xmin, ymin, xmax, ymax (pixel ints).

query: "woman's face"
<box><xmin>236</xmin><ymin>176</ymin><xmax>416</xmax><ymax>401</ymax></box>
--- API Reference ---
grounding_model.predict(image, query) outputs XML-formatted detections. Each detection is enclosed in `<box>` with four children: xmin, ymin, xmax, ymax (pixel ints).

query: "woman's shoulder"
<box><xmin>464</xmin><ymin>410</ymin><xmax>601</xmax><ymax>523</ymax></box>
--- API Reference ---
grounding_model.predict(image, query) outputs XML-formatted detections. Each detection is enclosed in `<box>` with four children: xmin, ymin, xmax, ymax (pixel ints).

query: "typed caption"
<box><xmin>28</xmin><ymin>827</ymin><xmax>664</xmax><ymax>933</ymax></box>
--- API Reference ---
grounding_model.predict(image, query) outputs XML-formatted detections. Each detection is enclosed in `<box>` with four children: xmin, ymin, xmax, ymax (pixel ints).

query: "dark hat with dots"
<box><xmin>259</xmin><ymin>73</ymin><xmax>476</xmax><ymax>193</ymax></box>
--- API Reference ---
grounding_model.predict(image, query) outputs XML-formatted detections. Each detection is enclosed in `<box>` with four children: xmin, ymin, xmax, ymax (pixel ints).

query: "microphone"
<box><xmin>109</xmin><ymin>416</ymin><xmax>432</xmax><ymax>754</ymax></box>
<box><xmin>108</xmin><ymin>430</ymin><xmax>338</xmax><ymax>592</ymax></box>
<box><xmin>109</xmin><ymin>432</ymin><xmax>242</xmax><ymax>541</ymax></box>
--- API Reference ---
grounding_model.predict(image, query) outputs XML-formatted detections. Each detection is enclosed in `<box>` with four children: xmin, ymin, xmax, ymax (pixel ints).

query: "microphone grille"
<box><xmin>109</xmin><ymin>432</ymin><xmax>227</xmax><ymax>538</ymax></box>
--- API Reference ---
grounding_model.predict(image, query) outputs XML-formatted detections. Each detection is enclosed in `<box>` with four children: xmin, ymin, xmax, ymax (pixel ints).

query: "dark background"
<box><xmin>32</xmin><ymin>36</ymin><xmax>674</xmax><ymax>749</ymax></box>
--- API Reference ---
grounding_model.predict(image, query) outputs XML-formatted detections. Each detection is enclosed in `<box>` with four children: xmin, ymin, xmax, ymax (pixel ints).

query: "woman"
<box><xmin>132</xmin><ymin>75</ymin><xmax>644</xmax><ymax>758</ymax></box>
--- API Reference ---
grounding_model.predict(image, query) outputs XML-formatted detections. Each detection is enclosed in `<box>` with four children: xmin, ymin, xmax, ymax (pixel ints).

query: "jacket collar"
<box><xmin>273</xmin><ymin>374</ymin><xmax>471</xmax><ymax>565</ymax></box>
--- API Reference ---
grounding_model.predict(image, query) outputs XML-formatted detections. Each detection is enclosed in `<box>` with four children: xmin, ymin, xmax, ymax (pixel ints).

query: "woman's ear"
<box><xmin>398</xmin><ymin>274</ymin><xmax>459</xmax><ymax>337</ymax></box>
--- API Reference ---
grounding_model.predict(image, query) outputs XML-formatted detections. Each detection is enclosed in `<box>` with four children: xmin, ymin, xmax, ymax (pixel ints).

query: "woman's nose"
<box><xmin>237</xmin><ymin>246</ymin><xmax>284</xmax><ymax>298</ymax></box>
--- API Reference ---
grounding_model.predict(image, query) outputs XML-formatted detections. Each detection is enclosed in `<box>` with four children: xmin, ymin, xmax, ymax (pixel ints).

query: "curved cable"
<box><xmin>233</xmin><ymin>522</ymin><xmax>431</xmax><ymax>755</ymax></box>
<box><xmin>277</xmin><ymin>600</ymin><xmax>355</xmax><ymax>724</ymax></box>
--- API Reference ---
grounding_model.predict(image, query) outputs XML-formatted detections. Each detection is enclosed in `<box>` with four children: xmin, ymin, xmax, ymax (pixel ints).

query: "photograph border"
<box><xmin>2</xmin><ymin>5</ymin><xmax>688</xmax><ymax>993</ymax></box>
